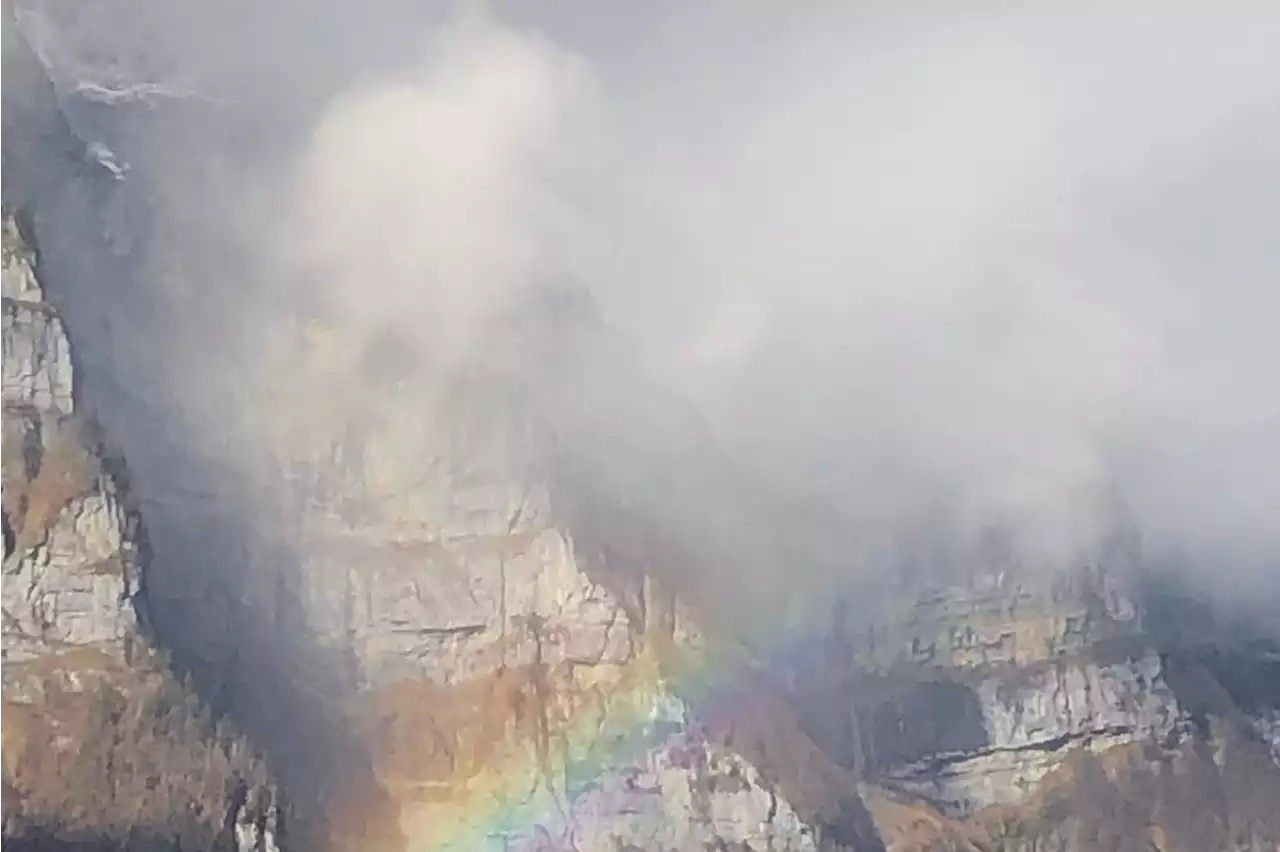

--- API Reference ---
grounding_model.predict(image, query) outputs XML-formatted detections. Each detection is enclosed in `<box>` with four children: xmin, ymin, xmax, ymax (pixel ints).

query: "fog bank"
<box><xmin>273</xmin><ymin>4</ymin><xmax>1280</xmax><ymax>597</ymax></box>
<box><xmin>15</xmin><ymin>0</ymin><xmax>1280</xmax><ymax>615</ymax></box>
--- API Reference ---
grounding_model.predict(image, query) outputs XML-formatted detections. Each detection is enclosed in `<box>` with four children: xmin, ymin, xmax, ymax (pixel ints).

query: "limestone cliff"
<box><xmin>5</xmin><ymin>6</ymin><xmax>1280</xmax><ymax>852</ymax></box>
<box><xmin>202</xmin><ymin>266</ymin><xmax>1280</xmax><ymax>852</ymax></box>
<box><xmin>230</xmin><ymin>287</ymin><xmax>884</xmax><ymax>851</ymax></box>
<box><xmin>790</xmin><ymin>562</ymin><xmax>1280</xmax><ymax>852</ymax></box>
<box><xmin>1</xmin><ymin>212</ymin><xmax>281</xmax><ymax>852</ymax></box>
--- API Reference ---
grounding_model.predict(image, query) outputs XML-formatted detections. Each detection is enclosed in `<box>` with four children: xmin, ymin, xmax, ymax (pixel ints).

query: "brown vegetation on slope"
<box><xmin>1</xmin><ymin>317</ymin><xmax>277</xmax><ymax>850</ymax></box>
<box><xmin>21</xmin><ymin>420</ymin><xmax>99</xmax><ymax>552</ymax></box>
<box><xmin>860</xmin><ymin>717</ymin><xmax>1280</xmax><ymax>852</ymax></box>
<box><xmin>2</xmin><ymin>411</ymin><xmax>101</xmax><ymax>554</ymax></box>
<box><xmin>2</xmin><ymin>650</ymin><xmax>276</xmax><ymax>851</ymax></box>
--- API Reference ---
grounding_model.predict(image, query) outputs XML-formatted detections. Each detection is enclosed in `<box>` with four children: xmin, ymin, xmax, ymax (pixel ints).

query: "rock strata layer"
<box><xmin>792</xmin><ymin>563</ymin><xmax>1280</xmax><ymax>852</ymax></box>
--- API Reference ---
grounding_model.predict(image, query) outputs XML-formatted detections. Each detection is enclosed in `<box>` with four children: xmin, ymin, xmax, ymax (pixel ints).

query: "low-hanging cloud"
<box><xmin>253</xmin><ymin>3</ymin><xmax>1280</xmax><ymax>606</ymax></box>
<box><xmin>275</xmin><ymin>14</ymin><xmax>602</xmax><ymax>366</ymax></box>
<box><xmin>20</xmin><ymin>0</ymin><xmax>1280</xmax><ymax>620</ymax></box>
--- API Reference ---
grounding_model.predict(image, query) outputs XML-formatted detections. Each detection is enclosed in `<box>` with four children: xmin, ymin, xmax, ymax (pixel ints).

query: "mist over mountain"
<box><xmin>5</xmin><ymin>2</ymin><xmax>1280</xmax><ymax>851</ymax></box>
<box><xmin>19</xmin><ymin>0</ymin><xmax>1280</xmax><ymax>604</ymax></box>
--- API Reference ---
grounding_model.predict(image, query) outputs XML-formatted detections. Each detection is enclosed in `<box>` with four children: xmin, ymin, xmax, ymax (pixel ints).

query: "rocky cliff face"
<box><xmin>193</xmin><ymin>265</ymin><xmax>1280</xmax><ymax>852</ymax></box>
<box><xmin>1</xmin><ymin>212</ymin><xmax>281</xmax><ymax>852</ymax></box>
<box><xmin>228</xmin><ymin>291</ymin><xmax>883</xmax><ymax>852</ymax></box>
<box><xmin>5</xmin><ymin>7</ymin><xmax>1280</xmax><ymax>852</ymax></box>
<box><xmin>790</xmin><ymin>563</ymin><xmax>1280</xmax><ymax>852</ymax></box>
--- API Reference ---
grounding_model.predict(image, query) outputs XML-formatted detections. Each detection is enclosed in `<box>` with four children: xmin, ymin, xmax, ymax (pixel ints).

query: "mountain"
<box><xmin>4</xmin><ymin>6</ymin><xmax>1280</xmax><ymax>852</ymax></box>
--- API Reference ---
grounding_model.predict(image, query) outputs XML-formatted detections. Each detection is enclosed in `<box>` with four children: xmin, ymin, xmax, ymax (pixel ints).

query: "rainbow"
<box><xmin>398</xmin><ymin>637</ymin><xmax>766</xmax><ymax>851</ymax></box>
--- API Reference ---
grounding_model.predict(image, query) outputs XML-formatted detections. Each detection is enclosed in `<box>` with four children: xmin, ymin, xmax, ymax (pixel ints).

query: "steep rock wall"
<box><xmin>1</xmin><ymin>212</ymin><xmax>281</xmax><ymax>852</ymax></box>
<box><xmin>244</xmin><ymin>305</ymin><xmax>882</xmax><ymax>851</ymax></box>
<box><xmin>793</xmin><ymin>562</ymin><xmax>1280</xmax><ymax>851</ymax></box>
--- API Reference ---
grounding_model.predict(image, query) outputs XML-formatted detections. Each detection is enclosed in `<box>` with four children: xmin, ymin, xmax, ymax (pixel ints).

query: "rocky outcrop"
<box><xmin>208</xmin><ymin>287</ymin><xmax>1278</xmax><ymax>852</ymax></box>
<box><xmin>878</xmin><ymin>651</ymin><xmax>1181</xmax><ymax>814</ymax></box>
<box><xmin>241</xmin><ymin>299</ymin><xmax>883</xmax><ymax>851</ymax></box>
<box><xmin>1</xmin><ymin>212</ymin><xmax>281</xmax><ymax>852</ymax></box>
<box><xmin>789</xmin><ymin>561</ymin><xmax>1280</xmax><ymax>852</ymax></box>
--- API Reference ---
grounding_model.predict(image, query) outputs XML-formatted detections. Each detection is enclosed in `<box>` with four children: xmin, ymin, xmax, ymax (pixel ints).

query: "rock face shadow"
<box><xmin>3</xmin><ymin>41</ymin><xmax>397</xmax><ymax>847</ymax></box>
<box><xmin>791</xmin><ymin>666</ymin><xmax>990</xmax><ymax>784</ymax></box>
<box><xmin>867</xmin><ymin>679</ymin><xmax>990</xmax><ymax>770</ymax></box>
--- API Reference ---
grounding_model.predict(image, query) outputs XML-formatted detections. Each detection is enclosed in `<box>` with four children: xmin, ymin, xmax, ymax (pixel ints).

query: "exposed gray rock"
<box><xmin>2</xmin><ymin>217</ymin><xmax>44</xmax><ymax>302</ymax></box>
<box><xmin>2</xmin><ymin>297</ymin><xmax>74</xmax><ymax>414</ymax></box>
<box><xmin>849</xmin><ymin>562</ymin><xmax>1141</xmax><ymax>673</ymax></box>
<box><xmin>882</xmin><ymin>653</ymin><xmax>1182</xmax><ymax>814</ymax></box>
<box><xmin>2</xmin><ymin>210</ymin><xmax>74</xmax><ymax>416</ymax></box>
<box><xmin>533</xmin><ymin>730</ymin><xmax>819</xmax><ymax>852</ymax></box>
